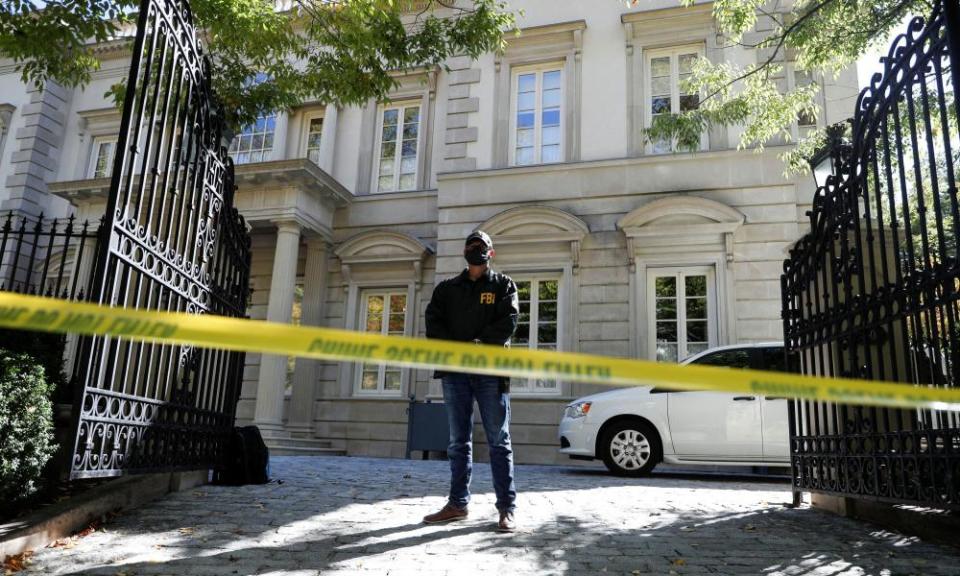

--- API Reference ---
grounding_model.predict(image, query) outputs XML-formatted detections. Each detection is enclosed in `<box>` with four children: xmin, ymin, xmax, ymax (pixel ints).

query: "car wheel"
<box><xmin>600</xmin><ymin>419</ymin><xmax>661</xmax><ymax>477</ymax></box>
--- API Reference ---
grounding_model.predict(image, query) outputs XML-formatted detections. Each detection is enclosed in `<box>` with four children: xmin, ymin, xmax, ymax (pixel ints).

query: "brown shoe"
<box><xmin>423</xmin><ymin>503</ymin><xmax>468</xmax><ymax>524</ymax></box>
<box><xmin>497</xmin><ymin>511</ymin><xmax>516</xmax><ymax>532</ymax></box>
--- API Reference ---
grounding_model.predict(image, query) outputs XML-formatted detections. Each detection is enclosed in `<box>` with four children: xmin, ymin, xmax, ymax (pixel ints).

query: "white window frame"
<box><xmin>510</xmin><ymin>273</ymin><xmax>563</xmax><ymax>396</ymax></box>
<box><xmin>302</xmin><ymin>111</ymin><xmax>325</xmax><ymax>165</ymax></box>
<box><xmin>88</xmin><ymin>135</ymin><xmax>118</xmax><ymax>179</ymax></box>
<box><xmin>229</xmin><ymin>114</ymin><xmax>276</xmax><ymax>165</ymax></box>
<box><xmin>509</xmin><ymin>62</ymin><xmax>564</xmax><ymax>166</ymax></box>
<box><xmin>646</xmin><ymin>266</ymin><xmax>718</xmax><ymax>362</ymax></box>
<box><xmin>355</xmin><ymin>288</ymin><xmax>408</xmax><ymax>397</ymax></box>
<box><xmin>644</xmin><ymin>44</ymin><xmax>706</xmax><ymax>154</ymax></box>
<box><xmin>788</xmin><ymin>64</ymin><xmax>820</xmax><ymax>141</ymax></box>
<box><xmin>372</xmin><ymin>100</ymin><xmax>422</xmax><ymax>193</ymax></box>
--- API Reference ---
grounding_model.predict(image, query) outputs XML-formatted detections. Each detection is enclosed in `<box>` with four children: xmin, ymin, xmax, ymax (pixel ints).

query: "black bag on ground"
<box><xmin>214</xmin><ymin>425</ymin><xmax>270</xmax><ymax>485</ymax></box>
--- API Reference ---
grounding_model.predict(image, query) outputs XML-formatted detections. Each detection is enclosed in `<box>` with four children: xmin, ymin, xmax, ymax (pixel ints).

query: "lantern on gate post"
<box><xmin>808</xmin><ymin>121</ymin><xmax>850</xmax><ymax>189</ymax></box>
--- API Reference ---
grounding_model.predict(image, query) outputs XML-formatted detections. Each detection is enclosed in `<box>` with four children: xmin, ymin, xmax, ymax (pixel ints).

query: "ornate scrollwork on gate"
<box><xmin>69</xmin><ymin>0</ymin><xmax>251</xmax><ymax>479</ymax></box>
<box><xmin>782</xmin><ymin>0</ymin><xmax>960</xmax><ymax>509</ymax></box>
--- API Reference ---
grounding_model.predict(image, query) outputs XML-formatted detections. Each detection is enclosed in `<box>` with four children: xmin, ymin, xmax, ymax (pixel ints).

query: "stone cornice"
<box><xmin>620</xmin><ymin>2</ymin><xmax>714</xmax><ymax>26</ymax></box>
<box><xmin>233</xmin><ymin>158</ymin><xmax>353</xmax><ymax>207</ymax></box>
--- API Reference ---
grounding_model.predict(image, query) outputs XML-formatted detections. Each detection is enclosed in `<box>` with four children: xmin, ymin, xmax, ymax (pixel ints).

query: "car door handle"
<box><xmin>765</xmin><ymin>396</ymin><xmax>787</xmax><ymax>401</ymax></box>
<box><xmin>733</xmin><ymin>396</ymin><xmax>756</xmax><ymax>401</ymax></box>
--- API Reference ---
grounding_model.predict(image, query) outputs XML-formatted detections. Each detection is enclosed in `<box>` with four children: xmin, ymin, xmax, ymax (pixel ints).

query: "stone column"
<box><xmin>286</xmin><ymin>237</ymin><xmax>328</xmax><ymax>437</ymax></box>
<box><xmin>317</xmin><ymin>105</ymin><xmax>338</xmax><ymax>173</ymax></box>
<box><xmin>253</xmin><ymin>220</ymin><xmax>301</xmax><ymax>437</ymax></box>
<box><xmin>271</xmin><ymin>110</ymin><xmax>290</xmax><ymax>161</ymax></box>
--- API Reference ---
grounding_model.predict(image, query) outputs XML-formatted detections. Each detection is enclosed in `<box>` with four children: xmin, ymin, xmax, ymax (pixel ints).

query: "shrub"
<box><xmin>0</xmin><ymin>350</ymin><xmax>56</xmax><ymax>505</ymax></box>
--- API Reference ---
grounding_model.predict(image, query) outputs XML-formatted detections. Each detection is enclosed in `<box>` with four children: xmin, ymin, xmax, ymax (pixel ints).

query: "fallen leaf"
<box><xmin>744</xmin><ymin>524</ymin><xmax>757</xmax><ymax>531</ymax></box>
<box><xmin>671</xmin><ymin>558</ymin><xmax>686</xmax><ymax>566</ymax></box>
<box><xmin>3</xmin><ymin>551</ymin><xmax>33</xmax><ymax>574</ymax></box>
<box><xmin>178</xmin><ymin>527</ymin><xmax>195</xmax><ymax>535</ymax></box>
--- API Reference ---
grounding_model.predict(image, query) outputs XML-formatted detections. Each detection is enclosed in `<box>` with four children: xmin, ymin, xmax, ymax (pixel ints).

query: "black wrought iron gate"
<box><xmin>782</xmin><ymin>0</ymin><xmax>960</xmax><ymax>508</ymax></box>
<box><xmin>69</xmin><ymin>0</ymin><xmax>251</xmax><ymax>478</ymax></box>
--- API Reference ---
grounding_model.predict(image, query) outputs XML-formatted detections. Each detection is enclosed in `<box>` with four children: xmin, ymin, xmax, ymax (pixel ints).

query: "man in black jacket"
<box><xmin>422</xmin><ymin>230</ymin><xmax>519</xmax><ymax>532</ymax></box>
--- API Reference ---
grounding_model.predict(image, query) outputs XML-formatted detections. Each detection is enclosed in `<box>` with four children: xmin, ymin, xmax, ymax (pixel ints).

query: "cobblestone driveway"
<box><xmin>24</xmin><ymin>456</ymin><xmax>960</xmax><ymax>575</ymax></box>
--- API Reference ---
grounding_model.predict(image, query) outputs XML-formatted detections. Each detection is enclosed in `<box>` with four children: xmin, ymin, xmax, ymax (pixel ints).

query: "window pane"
<box><xmin>379</xmin><ymin>158</ymin><xmax>395</xmax><ymax>176</ymax></box>
<box><xmin>538</xmin><ymin>322</ymin><xmax>557</xmax><ymax>346</ymax></box>
<box><xmin>680</xmin><ymin>94</ymin><xmax>699</xmax><ymax>112</ymax></box>
<box><xmin>514</xmin><ymin>322</ymin><xmax>529</xmax><ymax>345</ymax></box>
<box><xmin>541</xmin><ymin>145</ymin><xmax>561</xmax><ymax>163</ymax></box>
<box><xmin>388</xmin><ymin>313</ymin><xmax>405</xmax><ymax>333</ymax></box>
<box><xmin>656</xmin><ymin>321</ymin><xmax>677</xmax><ymax>341</ymax></box>
<box><xmin>651</xmin><ymin>97</ymin><xmax>671</xmax><ymax>115</ymax></box>
<box><xmin>402</xmin><ymin>140</ymin><xmax>418</xmax><ymax>157</ymax></box>
<box><xmin>541</xmin><ymin>126</ymin><xmax>560</xmax><ymax>146</ymax></box>
<box><xmin>679</xmin><ymin>53</ymin><xmax>698</xmax><ymax>74</ymax></box>
<box><xmin>252</xmin><ymin>134</ymin><xmax>264</xmax><ymax>150</ymax></box>
<box><xmin>542</xmin><ymin>88</ymin><xmax>561</xmax><ymax>109</ymax></box>
<box><xmin>361</xmin><ymin>369</ymin><xmax>379</xmax><ymax>390</ymax></box>
<box><xmin>541</xmin><ymin>109</ymin><xmax>560</xmax><ymax>126</ymax></box>
<box><xmin>517</xmin><ymin>111</ymin><xmax>535</xmax><ymax>129</ymax></box>
<box><xmin>539</xmin><ymin>301</ymin><xmax>557</xmax><ymax>322</ymax></box>
<box><xmin>517</xmin><ymin>128</ymin><xmax>534</xmax><ymax>147</ymax></box>
<box><xmin>404</xmin><ymin>107</ymin><xmax>420</xmax><ymax>124</ymax></box>
<box><xmin>515</xmin><ymin>147</ymin><xmax>534</xmax><ymax>165</ymax></box>
<box><xmin>383</xmin><ymin>108</ymin><xmax>398</xmax><ymax>125</ymax></box>
<box><xmin>518</xmin><ymin>91</ymin><xmax>535</xmax><ymax>111</ymax></box>
<box><xmin>384</xmin><ymin>370</ymin><xmax>401</xmax><ymax>391</ymax></box>
<box><xmin>687</xmin><ymin>320</ymin><xmax>707</xmax><ymax>342</ymax></box>
<box><xmin>656</xmin><ymin>298</ymin><xmax>677</xmax><ymax>320</ymax></box>
<box><xmin>518</xmin><ymin>73</ymin><xmax>536</xmax><ymax>92</ymax></box>
<box><xmin>390</xmin><ymin>294</ymin><xmax>407</xmax><ymax>313</ymax></box>
<box><xmin>516</xmin><ymin>281</ymin><xmax>531</xmax><ymax>300</ymax></box>
<box><xmin>398</xmin><ymin>174</ymin><xmax>416</xmax><ymax>190</ymax></box>
<box><xmin>400</xmin><ymin>156</ymin><xmax>417</xmax><ymax>174</ymax></box>
<box><xmin>382</xmin><ymin>124</ymin><xmax>398</xmax><ymax>143</ymax></box>
<box><xmin>685</xmin><ymin>297</ymin><xmax>706</xmax><ymax>319</ymax></box>
<box><xmin>655</xmin><ymin>276</ymin><xmax>676</xmax><ymax>297</ymax></box>
<box><xmin>651</xmin><ymin>76</ymin><xmax>671</xmax><ymax>97</ymax></box>
<box><xmin>381</xmin><ymin>141</ymin><xmax>396</xmax><ymax>158</ymax></box>
<box><xmin>686</xmin><ymin>342</ymin><xmax>709</xmax><ymax>358</ymax></box>
<box><xmin>651</xmin><ymin>57</ymin><xmax>670</xmax><ymax>77</ymax></box>
<box><xmin>657</xmin><ymin>343</ymin><xmax>678</xmax><ymax>363</ymax></box>
<box><xmin>542</xmin><ymin>70</ymin><xmax>561</xmax><ymax>90</ymax></box>
<box><xmin>378</xmin><ymin>176</ymin><xmax>395</xmax><ymax>192</ymax></box>
<box><xmin>403</xmin><ymin>122</ymin><xmax>419</xmax><ymax>140</ymax></box>
<box><xmin>539</xmin><ymin>280</ymin><xmax>558</xmax><ymax>300</ymax></box>
<box><xmin>685</xmin><ymin>274</ymin><xmax>707</xmax><ymax>296</ymax></box>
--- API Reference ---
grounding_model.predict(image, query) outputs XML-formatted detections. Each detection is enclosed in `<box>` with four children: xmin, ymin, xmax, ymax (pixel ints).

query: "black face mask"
<box><xmin>464</xmin><ymin>245</ymin><xmax>491</xmax><ymax>265</ymax></box>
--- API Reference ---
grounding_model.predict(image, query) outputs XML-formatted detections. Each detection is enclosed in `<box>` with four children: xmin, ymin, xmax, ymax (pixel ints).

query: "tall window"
<box><xmin>305</xmin><ymin>115</ymin><xmax>324</xmax><ymax>164</ymax></box>
<box><xmin>511</xmin><ymin>66</ymin><xmax>563</xmax><ymax>166</ymax></box>
<box><xmin>375</xmin><ymin>103</ymin><xmax>420</xmax><ymax>192</ymax></box>
<box><xmin>229</xmin><ymin>114</ymin><xmax>276</xmax><ymax>164</ymax></box>
<box><xmin>357</xmin><ymin>290</ymin><xmax>407</xmax><ymax>395</ymax></box>
<box><xmin>89</xmin><ymin>136</ymin><xmax>117</xmax><ymax>178</ymax></box>
<box><xmin>648</xmin><ymin>267</ymin><xmax>716</xmax><ymax>362</ymax></box>
<box><xmin>646</xmin><ymin>46</ymin><xmax>702</xmax><ymax>153</ymax></box>
<box><xmin>794</xmin><ymin>70</ymin><xmax>818</xmax><ymax>135</ymax></box>
<box><xmin>511</xmin><ymin>276</ymin><xmax>561</xmax><ymax>394</ymax></box>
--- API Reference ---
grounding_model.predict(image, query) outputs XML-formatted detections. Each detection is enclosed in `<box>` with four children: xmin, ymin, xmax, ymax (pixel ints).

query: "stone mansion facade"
<box><xmin>0</xmin><ymin>0</ymin><xmax>858</xmax><ymax>463</ymax></box>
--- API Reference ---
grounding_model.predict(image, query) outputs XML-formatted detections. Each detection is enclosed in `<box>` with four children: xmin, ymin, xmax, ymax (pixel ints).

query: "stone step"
<box><xmin>271</xmin><ymin>437</ymin><xmax>336</xmax><ymax>449</ymax></box>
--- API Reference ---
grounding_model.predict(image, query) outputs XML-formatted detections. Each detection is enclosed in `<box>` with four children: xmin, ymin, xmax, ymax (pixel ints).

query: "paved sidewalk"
<box><xmin>22</xmin><ymin>456</ymin><xmax>960</xmax><ymax>575</ymax></box>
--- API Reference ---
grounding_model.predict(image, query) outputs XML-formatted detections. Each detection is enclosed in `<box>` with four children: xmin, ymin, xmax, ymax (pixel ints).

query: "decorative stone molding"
<box><xmin>442</xmin><ymin>55</ymin><xmax>482</xmax><ymax>172</ymax></box>
<box><xmin>492</xmin><ymin>20</ymin><xmax>585</xmax><ymax>167</ymax></box>
<box><xmin>617</xmin><ymin>195</ymin><xmax>745</xmax><ymax>271</ymax></box>
<box><xmin>479</xmin><ymin>204</ymin><xmax>589</xmax><ymax>273</ymax></box>
<box><xmin>335</xmin><ymin>229</ymin><xmax>434</xmax><ymax>289</ymax></box>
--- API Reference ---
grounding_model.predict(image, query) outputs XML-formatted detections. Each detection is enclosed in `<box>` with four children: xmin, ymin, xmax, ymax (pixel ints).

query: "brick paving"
<box><xmin>22</xmin><ymin>456</ymin><xmax>960</xmax><ymax>575</ymax></box>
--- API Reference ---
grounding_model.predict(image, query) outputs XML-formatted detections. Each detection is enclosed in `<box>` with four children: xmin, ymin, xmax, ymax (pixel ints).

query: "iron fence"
<box><xmin>782</xmin><ymin>0</ymin><xmax>960</xmax><ymax>508</ymax></box>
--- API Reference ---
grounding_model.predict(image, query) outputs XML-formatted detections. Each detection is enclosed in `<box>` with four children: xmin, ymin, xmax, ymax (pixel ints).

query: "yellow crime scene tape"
<box><xmin>1</xmin><ymin>291</ymin><xmax>959</xmax><ymax>411</ymax></box>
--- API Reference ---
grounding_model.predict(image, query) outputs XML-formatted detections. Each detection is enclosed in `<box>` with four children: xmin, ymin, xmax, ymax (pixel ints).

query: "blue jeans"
<box><xmin>442</xmin><ymin>373</ymin><xmax>516</xmax><ymax>513</ymax></box>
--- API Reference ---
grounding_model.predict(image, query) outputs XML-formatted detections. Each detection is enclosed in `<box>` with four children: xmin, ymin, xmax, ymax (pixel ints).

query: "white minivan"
<box><xmin>558</xmin><ymin>343</ymin><xmax>790</xmax><ymax>476</ymax></box>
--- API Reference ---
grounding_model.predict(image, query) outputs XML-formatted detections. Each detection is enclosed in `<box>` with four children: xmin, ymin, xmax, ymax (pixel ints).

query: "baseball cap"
<box><xmin>465</xmin><ymin>230</ymin><xmax>493</xmax><ymax>248</ymax></box>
